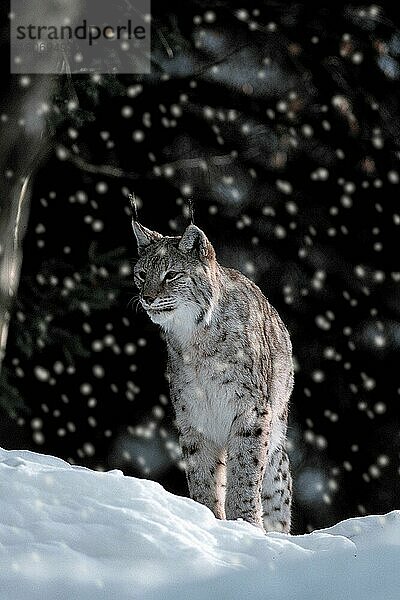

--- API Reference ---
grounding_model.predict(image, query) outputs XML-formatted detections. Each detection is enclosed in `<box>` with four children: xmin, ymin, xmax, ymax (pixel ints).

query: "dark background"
<box><xmin>0</xmin><ymin>1</ymin><xmax>399</xmax><ymax>534</ymax></box>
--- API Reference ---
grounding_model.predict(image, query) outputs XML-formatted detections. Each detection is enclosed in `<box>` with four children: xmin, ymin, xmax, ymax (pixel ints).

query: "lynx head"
<box><xmin>132</xmin><ymin>220</ymin><xmax>218</xmax><ymax>334</ymax></box>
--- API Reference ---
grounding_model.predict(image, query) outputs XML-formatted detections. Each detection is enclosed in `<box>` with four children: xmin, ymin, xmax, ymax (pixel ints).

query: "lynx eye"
<box><xmin>164</xmin><ymin>270</ymin><xmax>181</xmax><ymax>283</ymax></box>
<box><xmin>136</xmin><ymin>270</ymin><xmax>146</xmax><ymax>282</ymax></box>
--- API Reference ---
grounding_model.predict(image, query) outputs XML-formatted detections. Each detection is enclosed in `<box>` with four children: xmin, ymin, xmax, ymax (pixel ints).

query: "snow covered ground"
<box><xmin>0</xmin><ymin>447</ymin><xmax>399</xmax><ymax>600</ymax></box>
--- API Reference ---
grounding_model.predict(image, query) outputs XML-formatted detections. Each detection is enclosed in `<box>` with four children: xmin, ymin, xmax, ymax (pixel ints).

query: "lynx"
<box><xmin>132</xmin><ymin>217</ymin><xmax>294</xmax><ymax>533</ymax></box>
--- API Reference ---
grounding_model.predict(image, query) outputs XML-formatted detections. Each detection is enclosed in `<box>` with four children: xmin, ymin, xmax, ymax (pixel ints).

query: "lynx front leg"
<box><xmin>226</xmin><ymin>408</ymin><xmax>270</xmax><ymax>530</ymax></box>
<box><xmin>180</xmin><ymin>428</ymin><xmax>226</xmax><ymax>519</ymax></box>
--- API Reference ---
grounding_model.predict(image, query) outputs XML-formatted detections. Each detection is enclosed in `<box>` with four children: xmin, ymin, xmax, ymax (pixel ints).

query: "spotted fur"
<box><xmin>132</xmin><ymin>221</ymin><xmax>294</xmax><ymax>532</ymax></box>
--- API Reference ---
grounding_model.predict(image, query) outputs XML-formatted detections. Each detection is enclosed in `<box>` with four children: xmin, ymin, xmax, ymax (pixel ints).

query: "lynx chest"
<box><xmin>170</xmin><ymin>348</ymin><xmax>238</xmax><ymax>446</ymax></box>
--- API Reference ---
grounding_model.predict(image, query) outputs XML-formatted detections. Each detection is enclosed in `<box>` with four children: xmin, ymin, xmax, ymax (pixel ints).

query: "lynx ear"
<box><xmin>178</xmin><ymin>225</ymin><xmax>214</xmax><ymax>261</ymax></box>
<box><xmin>132</xmin><ymin>221</ymin><xmax>163</xmax><ymax>254</ymax></box>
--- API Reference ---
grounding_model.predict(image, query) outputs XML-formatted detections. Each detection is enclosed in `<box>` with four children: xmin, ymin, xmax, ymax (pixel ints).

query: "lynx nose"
<box><xmin>143</xmin><ymin>294</ymin><xmax>156</xmax><ymax>305</ymax></box>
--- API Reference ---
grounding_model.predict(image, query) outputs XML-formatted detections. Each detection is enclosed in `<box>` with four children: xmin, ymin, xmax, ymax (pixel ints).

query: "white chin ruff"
<box><xmin>151</xmin><ymin>304</ymin><xmax>201</xmax><ymax>344</ymax></box>
<box><xmin>147</xmin><ymin>309</ymin><xmax>176</xmax><ymax>325</ymax></box>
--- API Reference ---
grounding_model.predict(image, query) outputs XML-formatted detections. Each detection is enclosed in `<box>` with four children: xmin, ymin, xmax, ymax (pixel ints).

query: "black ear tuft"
<box><xmin>128</xmin><ymin>194</ymin><xmax>138</xmax><ymax>221</ymax></box>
